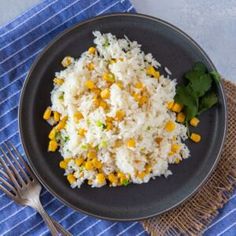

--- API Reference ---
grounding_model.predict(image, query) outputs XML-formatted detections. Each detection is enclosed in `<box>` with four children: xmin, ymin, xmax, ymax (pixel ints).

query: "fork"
<box><xmin>0</xmin><ymin>142</ymin><xmax>71</xmax><ymax>236</ymax></box>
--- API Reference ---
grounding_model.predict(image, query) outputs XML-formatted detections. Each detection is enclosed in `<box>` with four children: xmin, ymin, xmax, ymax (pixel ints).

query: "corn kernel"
<box><xmin>88</xmin><ymin>47</ymin><xmax>96</xmax><ymax>54</ymax></box>
<box><xmin>85</xmin><ymin>80</ymin><xmax>95</xmax><ymax>89</ymax></box>
<box><xmin>171</xmin><ymin>144</ymin><xmax>181</xmax><ymax>153</ymax></box>
<box><xmin>116</xmin><ymin>81</ymin><xmax>123</xmax><ymax>89</ymax></box>
<box><xmin>114</xmin><ymin>140</ymin><xmax>122</xmax><ymax>148</ymax></box>
<box><xmin>56</xmin><ymin>116</ymin><xmax>67</xmax><ymax>130</ymax></box>
<box><xmin>96</xmin><ymin>173</ymin><xmax>106</xmax><ymax>184</ymax></box>
<box><xmin>165</xmin><ymin>121</ymin><xmax>176</xmax><ymax>132</ymax></box>
<box><xmin>115</xmin><ymin>110</ymin><xmax>125</xmax><ymax>121</ymax></box>
<box><xmin>106</xmin><ymin>116</ymin><xmax>114</xmax><ymax>122</ymax></box>
<box><xmin>87</xmin><ymin>150</ymin><xmax>96</xmax><ymax>159</ymax></box>
<box><xmin>78</xmin><ymin>128</ymin><xmax>87</xmax><ymax>137</ymax></box>
<box><xmin>75</xmin><ymin>157</ymin><xmax>84</xmax><ymax>166</ymax></box>
<box><xmin>92</xmin><ymin>88</ymin><xmax>101</xmax><ymax>96</ymax></box>
<box><xmin>153</xmin><ymin>70</ymin><xmax>160</xmax><ymax>79</ymax></box>
<box><xmin>48</xmin><ymin>128</ymin><xmax>57</xmax><ymax>140</ymax></box>
<box><xmin>99</xmin><ymin>100</ymin><xmax>109</xmax><ymax>110</ymax></box>
<box><xmin>110</xmin><ymin>59</ymin><xmax>116</xmax><ymax>64</ymax></box>
<box><xmin>132</xmin><ymin>93</ymin><xmax>141</xmax><ymax>102</ymax></box>
<box><xmin>135</xmin><ymin>82</ymin><xmax>143</xmax><ymax>89</ymax></box>
<box><xmin>53</xmin><ymin>111</ymin><xmax>60</xmax><ymax>122</ymax></box>
<box><xmin>108</xmin><ymin>173</ymin><xmax>118</xmax><ymax>184</ymax></box>
<box><xmin>137</xmin><ymin>171</ymin><xmax>146</xmax><ymax>179</ymax></box>
<box><xmin>146</xmin><ymin>66</ymin><xmax>156</xmax><ymax>76</ymax></box>
<box><xmin>100</xmin><ymin>88</ymin><xmax>110</xmax><ymax>99</ymax></box>
<box><xmin>168</xmin><ymin>151</ymin><xmax>174</xmax><ymax>156</ymax></box>
<box><xmin>92</xmin><ymin>159</ymin><xmax>102</xmax><ymax>169</ymax></box>
<box><xmin>190</xmin><ymin>117</ymin><xmax>200</xmax><ymax>127</ymax></box>
<box><xmin>48</xmin><ymin>140</ymin><xmax>58</xmax><ymax>152</ymax></box>
<box><xmin>43</xmin><ymin>107</ymin><xmax>51</xmax><ymax>120</ymax></box>
<box><xmin>67</xmin><ymin>174</ymin><xmax>76</xmax><ymax>184</ymax></box>
<box><xmin>117</xmin><ymin>172</ymin><xmax>126</xmax><ymax>183</ymax></box>
<box><xmin>88</xmin><ymin>179</ymin><xmax>93</xmax><ymax>185</ymax></box>
<box><xmin>93</xmin><ymin>97</ymin><xmax>100</xmax><ymax>107</ymax></box>
<box><xmin>127</xmin><ymin>138</ymin><xmax>136</xmax><ymax>148</ymax></box>
<box><xmin>145</xmin><ymin>164</ymin><xmax>152</xmax><ymax>174</ymax></box>
<box><xmin>85</xmin><ymin>161</ymin><xmax>93</xmax><ymax>170</ymax></box>
<box><xmin>139</xmin><ymin>95</ymin><xmax>148</xmax><ymax>106</ymax></box>
<box><xmin>102</xmin><ymin>73</ymin><xmax>115</xmax><ymax>83</ymax></box>
<box><xmin>61</xmin><ymin>56</ymin><xmax>73</xmax><ymax>67</ymax></box>
<box><xmin>106</xmin><ymin>122</ymin><xmax>113</xmax><ymax>130</ymax></box>
<box><xmin>73</xmin><ymin>111</ymin><xmax>83</xmax><ymax>122</ymax></box>
<box><xmin>190</xmin><ymin>133</ymin><xmax>201</xmax><ymax>143</ymax></box>
<box><xmin>175</xmin><ymin>158</ymin><xmax>181</xmax><ymax>164</ymax></box>
<box><xmin>53</xmin><ymin>78</ymin><xmax>64</xmax><ymax>85</ymax></box>
<box><xmin>176</xmin><ymin>112</ymin><xmax>185</xmax><ymax>123</ymax></box>
<box><xmin>172</xmin><ymin>103</ymin><xmax>183</xmax><ymax>113</ymax></box>
<box><xmin>59</xmin><ymin>160</ymin><xmax>67</xmax><ymax>169</ymax></box>
<box><xmin>167</xmin><ymin>101</ymin><xmax>174</xmax><ymax>110</ymax></box>
<box><xmin>86</xmin><ymin>62</ymin><xmax>94</xmax><ymax>71</ymax></box>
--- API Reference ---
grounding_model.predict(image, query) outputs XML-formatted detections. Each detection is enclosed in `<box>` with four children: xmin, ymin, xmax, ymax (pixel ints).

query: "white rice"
<box><xmin>49</xmin><ymin>31</ymin><xmax>190</xmax><ymax>188</ymax></box>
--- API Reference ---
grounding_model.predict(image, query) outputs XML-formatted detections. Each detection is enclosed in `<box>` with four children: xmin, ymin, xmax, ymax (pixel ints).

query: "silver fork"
<box><xmin>0</xmin><ymin>142</ymin><xmax>71</xmax><ymax>236</ymax></box>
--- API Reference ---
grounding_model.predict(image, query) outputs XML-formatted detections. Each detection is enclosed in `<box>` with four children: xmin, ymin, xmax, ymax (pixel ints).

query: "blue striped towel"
<box><xmin>0</xmin><ymin>0</ymin><xmax>235</xmax><ymax>235</ymax></box>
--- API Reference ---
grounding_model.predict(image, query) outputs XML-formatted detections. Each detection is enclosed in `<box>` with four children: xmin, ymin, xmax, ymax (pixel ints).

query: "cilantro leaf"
<box><xmin>210</xmin><ymin>71</ymin><xmax>221</xmax><ymax>84</ymax></box>
<box><xmin>193</xmin><ymin>62</ymin><xmax>207</xmax><ymax>73</ymax></box>
<box><xmin>122</xmin><ymin>179</ymin><xmax>129</xmax><ymax>186</ymax></box>
<box><xmin>184</xmin><ymin>70</ymin><xmax>205</xmax><ymax>82</ymax></box>
<box><xmin>184</xmin><ymin>105</ymin><xmax>198</xmax><ymax>121</ymax></box>
<box><xmin>198</xmin><ymin>91</ymin><xmax>218</xmax><ymax>114</ymax></box>
<box><xmin>189</xmin><ymin>74</ymin><xmax>212</xmax><ymax>97</ymax></box>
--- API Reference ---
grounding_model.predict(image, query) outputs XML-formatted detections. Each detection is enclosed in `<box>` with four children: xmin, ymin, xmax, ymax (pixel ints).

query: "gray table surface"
<box><xmin>0</xmin><ymin>0</ymin><xmax>235</xmax><ymax>83</ymax></box>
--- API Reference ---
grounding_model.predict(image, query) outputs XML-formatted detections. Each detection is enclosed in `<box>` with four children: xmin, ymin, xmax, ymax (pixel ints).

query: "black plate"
<box><xmin>19</xmin><ymin>13</ymin><xmax>227</xmax><ymax>221</ymax></box>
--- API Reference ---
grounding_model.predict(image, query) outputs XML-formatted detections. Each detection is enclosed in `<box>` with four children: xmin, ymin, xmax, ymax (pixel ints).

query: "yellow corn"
<box><xmin>53</xmin><ymin>78</ymin><xmax>64</xmax><ymax>85</ymax></box>
<box><xmin>87</xmin><ymin>150</ymin><xmax>96</xmax><ymax>159</ymax></box>
<box><xmin>137</xmin><ymin>171</ymin><xmax>146</xmax><ymax>179</ymax></box>
<box><xmin>118</xmin><ymin>172</ymin><xmax>127</xmax><ymax>185</ymax></box>
<box><xmin>78</xmin><ymin>128</ymin><xmax>87</xmax><ymax>137</ymax></box>
<box><xmin>145</xmin><ymin>164</ymin><xmax>152</xmax><ymax>174</ymax></box>
<box><xmin>106</xmin><ymin>116</ymin><xmax>114</xmax><ymax>122</ymax></box>
<box><xmin>167</xmin><ymin>101</ymin><xmax>174</xmax><ymax>110</ymax></box>
<box><xmin>86</xmin><ymin>62</ymin><xmax>95</xmax><ymax>71</ymax></box>
<box><xmin>109</xmin><ymin>59</ymin><xmax>117</xmax><ymax>64</ymax></box>
<box><xmin>93</xmin><ymin>97</ymin><xmax>100</xmax><ymax>107</ymax></box>
<box><xmin>88</xmin><ymin>47</ymin><xmax>96</xmax><ymax>54</ymax></box>
<box><xmin>43</xmin><ymin>107</ymin><xmax>51</xmax><ymax>120</ymax></box>
<box><xmin>99</xmin><ymin>100</ymin><xmax>109</xmax><ymax>110</ymax></box>
<box><xmin>96</xmin><ymin>173</ymin><xmax>106</xmax><ymax>184</ymax></box>
<box><xmin>175</xmin><ymin>158</ymin><xmax>181</xmax><ymax>164</ymax></box>
<box><xmin>88</xmin><ymin>179</ymin><xmax>93</xmax><ymax>185</ymax></box>
<box><xmin>48</xmin><ymin>140</ymin><xmax>58</xmax><ymax>152</ymax></box>
<box><xmin>85</xmin><ymin>161</ymin><xmax>93</xmax><ymax>170</ymax></box>
<box><xmin>75</xmin><ymin>157</ymin><xmax>84</xmax><ymax>166</ymax></box>
<box><xmin>92</xmin><ymin>88</ymin><xmax>101</xmax><ymax>96</ymax></box>
<box><xmin>73</xmin><ymin>111</ymin><xmax>83</xmax><ymax>122</ymax></box>
<box><xmin>139</xmin><ymin>95</ymin><xmax>148</xmax><ymax>106</ymax></box>
<box><xmin>190</xmin><ymin>117</ymin><xmax>200</xmax><ymax>127</ymax></box>
<box><xmin>155</xmin><ymin>137</ymin><xmax>162</xmax><ymax>144</ymax></box>
<box><xmin>127</xmin><ymin>138</ymin><xmax>136</xmax><ymax>148</ymax></box>
<box><xmin>48</xmin><ymin>128</ymin><xmax>57</xmax><ymax>140</ymax></box>
<box><xmin>67</xmin><ymin>174</ymin><xmax>76</xmax><ymax>184</ymax></box>
<box><xmin>56</xmin><ymin>116</ymin><xmax>67</xmax><ymax>130</ymax></box>
<box><xmin>53</xmin><ymin>111</ymin><xmax>60</xmax><ymax>122</ymax></box>
<box><xmin>171</xmin><ymin>144</ymin><xmax>181</xmax><ymax>153</ymax></box>
<box><xmin>116</xmin><ymin>81</ymin><xmax>123</xmax><ymax>89</ymax></box>
<box><xmin>115</xmin><ymin>110</ymin><xmax>125</xmax><ymax>121</ymax></box>
<box><xmin>61</xmin><ymin>56</ymin><xmax>73</xmax><ymax>67</ymax></box>
<box><xmin>100</xmin><ymin>88</ymin><xmax>110</xmax><ymax>99</ymax></box>
<box><xmin>172</xmin><ymin>103</ymin><xmax>183</xmax><ymax>113</ymax></box>
<box><xmin>114</xmin><ymin>140</ymin><xmax>122</xmax><ymax>148</ymax></box>
<box><xmin>135</xmin><ymin>82</ymin><xmax>143</xmax><ymax>89</ymax></box>
<box><xmin>132</xmin><ymin>93</ymin><xmax>141</xmax><ymax>102</ymax></box>
<box><xmin>85</xmin><ymin>80</ymin><xmax>95</xmax><ymax>89</ymax></box>
<box><xmin>165</xmin><ymin>121</ymin><xmax>176</xmax><ymax>132</ymax></box>
<box><xmin>102</xmin><ymin>72</ymin><xmax>115</xmax><ymax>83</ymax></box>
<box><xmin>92</xmin><ymin>159</ymin><xmax>102</xmax><ymax>169</ymax></box>
<box><xmin>106</xmin><ymin>122</ymin><xmax>113</xmax><ymax>131</ymax></box>
<box><xmin>146</xmin><ymin>66</ymin><xmax>156</xmax><ymax>76</ymax></box>
<box><xmin>190</xmin><ymin>133</ymin><xmax>201</xmax><ymax>143</ymax></box>
<box><xmin>59</xmin><ymin>160</ymin><xmax>67</xmax><ymax>169</ymax></box>
<box><xmin>108</xmin><ymin>173</ymin><xmax>118</xmax><ymax>184</ymax></box>
<box><xmin>176</xmin><ymin>112</ymin><xmax>185</xmax><ymax>123</ymax></box>
<box><xmin>153</xmin><ymin>70</ymin><xmax>160</xmax><ymax>79</ymax></box>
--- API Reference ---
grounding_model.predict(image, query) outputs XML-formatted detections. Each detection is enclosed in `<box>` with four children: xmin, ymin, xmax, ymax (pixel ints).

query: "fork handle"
<box><xmin>37</xmin><ymin>202</ymin><xmax>60</xmax><ymax>236</ymax></box>
<box><xmin>52</xmin><ymin>219</ymin><xmax>72</xmax><ymax>236</ymax></box>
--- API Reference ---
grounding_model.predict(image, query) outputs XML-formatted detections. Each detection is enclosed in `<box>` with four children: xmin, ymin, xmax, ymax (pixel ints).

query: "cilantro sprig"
<box><xmin>174</xmin><ymin>62</ymin><xmax>220</xmax><ymax>122</ymax></box>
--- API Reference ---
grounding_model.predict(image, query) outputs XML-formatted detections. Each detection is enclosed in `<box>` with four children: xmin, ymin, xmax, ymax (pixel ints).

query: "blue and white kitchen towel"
<box><xmin>0</xmin><ymin>0</ymin><xmax>235</xmax><ymax>235</ymax></box>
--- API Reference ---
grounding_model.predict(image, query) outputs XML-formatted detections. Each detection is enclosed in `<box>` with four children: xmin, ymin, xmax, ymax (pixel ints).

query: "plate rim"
<box><xmin>18</xmin><ymin>12</ymin><xmax>228</xmax><ymax>221</ymax></box>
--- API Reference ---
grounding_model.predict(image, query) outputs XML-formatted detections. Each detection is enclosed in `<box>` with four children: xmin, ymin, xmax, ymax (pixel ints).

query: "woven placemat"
<box><xmin>141</xmin><ymin>80</ymin><xmax>236</xmax><ymax>236</ymax></box>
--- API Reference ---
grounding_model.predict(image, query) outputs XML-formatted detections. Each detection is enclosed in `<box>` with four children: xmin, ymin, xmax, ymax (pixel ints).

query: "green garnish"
<box><xmin>100</xmin><ymin>140</ymin><xmax>107</xmax><ymax>148</ymax></box>
<box><xmin>122</xmin><ymin>179</ymin><xmax>129</xmax><ymax>186</ymax></box>
<box><xmin>81</xmin><ymin>144</ymin><xmax>88</xmax><ymax>150</ymax></box>
<box><xmin>59</xmin><ymin>92</ymin><xmax>64</xmax><ymax>100</ymax></box>
<box><xmin>174</xmin><ymin>62</ymin><xmax>219</xmax><ymax>121</ymax></box>
<box><xmin>103</xmin><ymin>39</ymin><xmax>110</xmax><ymax>47</ymax></box>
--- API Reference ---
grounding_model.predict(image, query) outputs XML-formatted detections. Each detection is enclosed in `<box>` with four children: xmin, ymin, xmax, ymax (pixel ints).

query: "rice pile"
<box><xmin>44</xmin><ymin>31</ymin><xmax>190</xmax><ymax>188</ymax></box>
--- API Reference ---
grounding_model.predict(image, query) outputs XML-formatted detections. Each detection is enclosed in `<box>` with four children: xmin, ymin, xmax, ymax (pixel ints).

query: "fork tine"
<box><xmin>0</xmin><ymin>182</ymin><xmax>16</xmax><ymax>199</ymax></box>
<box><xmin>0</xmin><ymin>176</ymin><xmax>17</xmax><ymax>196</ymax></box>
<box><xmin>4</xmin><ymin>143</ymin><xmax>30</xmax><ymax>184</ymax></box>
<box><xmin>0</xmin><ymin>147</ymin><xmax>21</xmax><ymax>190</ymax></box>
<box><xmin>8</xmin><ymin>142</ymin><xmax>35</xmax><ymax>180</ymax></box>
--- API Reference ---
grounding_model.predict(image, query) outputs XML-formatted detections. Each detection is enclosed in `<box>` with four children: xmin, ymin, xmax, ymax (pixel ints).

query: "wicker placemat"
<box><xmin>141</xmin><ymin>80</ymin><xmax>236</xmax><ymax>236</ymax></box>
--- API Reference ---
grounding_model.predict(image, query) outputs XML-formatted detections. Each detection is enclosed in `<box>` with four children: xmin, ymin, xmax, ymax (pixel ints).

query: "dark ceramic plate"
<box><xmin>19</xmin><ymin>13</ymin><xmax>227</xmax><ymax>221</ymax></box>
